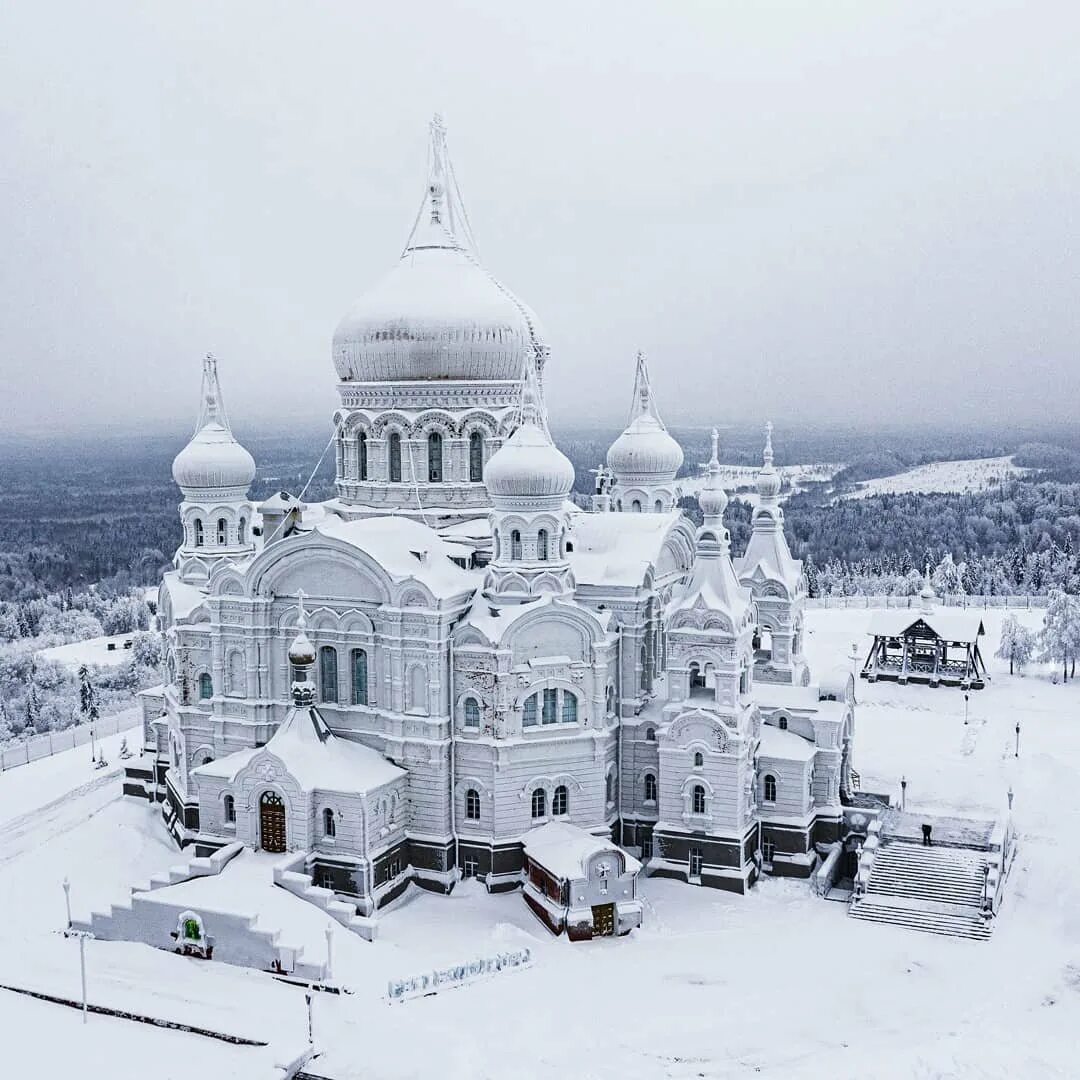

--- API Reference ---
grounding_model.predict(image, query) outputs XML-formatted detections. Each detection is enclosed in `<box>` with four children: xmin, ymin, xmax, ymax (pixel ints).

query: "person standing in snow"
<box><xmin>922</xmin><ymin>823</ymin><xmax>933</xmax><ymax>846</ymax></box>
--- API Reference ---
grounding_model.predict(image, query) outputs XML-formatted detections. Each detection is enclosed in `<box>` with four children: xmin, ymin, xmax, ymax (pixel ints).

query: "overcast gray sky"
<box><xmin>1</xmin><ymin>1</ymin><xmax>1077</xmax><ymax>435</ymax></box>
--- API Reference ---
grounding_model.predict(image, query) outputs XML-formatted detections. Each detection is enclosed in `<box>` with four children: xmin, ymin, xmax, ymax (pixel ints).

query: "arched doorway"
<box><xmin>259</xmin><ymin>791</ymin><xmax>286</xmax><ymax>853</ymax></box>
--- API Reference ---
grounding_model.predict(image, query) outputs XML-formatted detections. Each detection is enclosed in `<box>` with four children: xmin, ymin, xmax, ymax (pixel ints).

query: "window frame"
<box><xmin>388</xmin><ymin>432</ymin><xmax>402</xmax><ymax>483</ymax></box>
<box><xmin>464</xmin><ymin>697</ymin><xmax>481</xmax><ymax>729</ymax></box>
<box><xmin>531</xmin><ymin>788</ymin><xmax>546</xmax><ymax>820</ymax></box>
<box><xmin>764</xmin><ymin>774</ymin><xmax>777</xmax><ymax>803</ymax></box>
<box><xmin>319</xmin><ymin>646</ymin><xmax>339</xmax><ymax>704</ymax></box>
<box><xmin>351</xmin><ymin>648</ymin><xmax>368</xmax><ymax>706</ymax></box>
<box><xmin>552</xmin><ymin>785</ymin><xmax>568</xmax><ymax>816</ymax></box>
<box><xmin>465</xmin><ymin>788</ymin><xmax>481</xmax><ymax>821</ymax></box>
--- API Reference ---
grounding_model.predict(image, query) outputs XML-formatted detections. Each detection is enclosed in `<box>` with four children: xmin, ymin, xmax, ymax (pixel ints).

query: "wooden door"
<box><xmin>592</xmin><ymin>903</ymin><xmax>615</xmax><ymax>937</ymax></box>
<box><xmin>259</xmin><ymin>791</ymin><xmax>287</xmax><ymax>853</ymax></box>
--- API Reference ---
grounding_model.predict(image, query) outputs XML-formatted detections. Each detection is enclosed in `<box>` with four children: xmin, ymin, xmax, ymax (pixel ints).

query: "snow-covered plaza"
<box><xmin>1</xmin><ymin>605</ymin><xmax>1077</xmax><ymax>1079</ymax></box>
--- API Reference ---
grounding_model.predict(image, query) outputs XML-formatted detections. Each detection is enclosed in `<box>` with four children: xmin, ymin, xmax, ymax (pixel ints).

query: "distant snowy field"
<box><xmin>2</xmin><ymin>607</ymin><xmax>1079</xmax><ymax>1079</ymax></box>
<box><xmin>681</xmin><ymin>462</ymin><xmax>840</xmax><ymax>504</ymax></box>
<box><xmin>36</xmin><ymin>633</ymin><xmax>138</xmax><ymax>669</ymax></box>
<box><xmin>841</xmin><ymin>455</ymin><xmax>1029</xmax><ymax>500</ymax></box>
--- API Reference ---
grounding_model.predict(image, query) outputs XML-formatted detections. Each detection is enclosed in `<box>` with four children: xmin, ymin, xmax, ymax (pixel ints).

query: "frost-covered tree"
<box><xmin>24</xmin><ymin>679</ymin><xmax>42</xmax><ymax>732</ymax></box>
<box><xmin>78</xmin><ymin>664</ymin><xmax>100</xmax><ymax>724</ymax></box>
<box><xmin>996</xmin><ymin>614</ymin><xmax>1036</xmax><ymax>675</ymax></box>
<box><xmin>131</xmin><ymin>630</ymin><xmax>163</xmax><ymax>670</ymax></box>
<box><xmin>932</xmin><ymin>552</ymin><xmax>963</xmax><ymax>596</ymax></box>
<box><xmin>1038</xmin><ymin>590</ymin><xmax>1080</xmax><ymax>682</ymax></box>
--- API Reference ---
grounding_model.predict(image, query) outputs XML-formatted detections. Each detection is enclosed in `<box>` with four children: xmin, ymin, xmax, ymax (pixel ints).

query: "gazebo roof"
<box><xmin>866</xmin><ymin>610</ymin><xmax>986</xmax><ymax>643</ymax></box>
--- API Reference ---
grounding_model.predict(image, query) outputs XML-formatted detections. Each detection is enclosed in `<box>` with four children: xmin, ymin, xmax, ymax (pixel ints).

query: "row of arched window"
<box><xmin>312</xmin><ymin>646</ymin><xmax>368</xmax><ymax>705</ymax></box>
<box><xmin>494</xmin><ymin>527</ymin><xmax>558</xmax><ymax>562</ymax></box>
<box><xmin>364</xmin><ymin>430</ymin><xmax>486</xmax><ymax>485</ymax></box>
<box><xmin>617</xmin><ymin>498</ymin><xmax>665</xmax><ymax>513</ymax></box>
<box><xmin>522</xmin><ymin>688</ymin><xmax>578</xmax><ymax>727</ymax></box>
<box><xmin>191</xmin><ymin>515</ymin><xmax>247</xmax><ymax>548</ymax></box>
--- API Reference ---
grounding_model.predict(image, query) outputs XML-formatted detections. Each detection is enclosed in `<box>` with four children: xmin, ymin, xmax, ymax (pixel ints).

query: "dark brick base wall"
<box><xmin>523</xmin><ymin>891</ymin><xmax>563</xmax><ymax>936</ymax></box>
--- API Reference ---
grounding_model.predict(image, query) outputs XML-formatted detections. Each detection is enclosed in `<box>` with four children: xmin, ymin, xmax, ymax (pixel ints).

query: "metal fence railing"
<box><xmin>0</xmin><ymin>709</ymin><xmax>142</xmax><ymax>773</ymax></box>
<box><xmin>806</xmin><ymin>595</ymin><xmax>1050</xmax><ymax>610</ymax></box>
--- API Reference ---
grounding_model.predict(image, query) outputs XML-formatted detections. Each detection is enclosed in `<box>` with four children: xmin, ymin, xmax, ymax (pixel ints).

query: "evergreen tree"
<box><xmin>24</xmin><ymin>679</ymin><xmax>41</xmax><ymax>731</ymax></box>
<box><xmin>78</xmin><ymin>663</ymin><xmax>100</xmax><ymax>723</ymax></box>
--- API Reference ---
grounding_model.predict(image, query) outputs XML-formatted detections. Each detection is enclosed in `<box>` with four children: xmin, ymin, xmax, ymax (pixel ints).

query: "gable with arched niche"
<box><xmin>229</xmin><ymin>755</ymin><xmax>307</xmax><ymax>851</ymax></box>
<box><xmin>247</xmin><ymin>535</ymin><xmax>394</xmax><ymax>605</ymax></box>
<box><xmin>503</xmin><ymin>601</ymin><xmax>606</xmax><ymax>667</ymax></box>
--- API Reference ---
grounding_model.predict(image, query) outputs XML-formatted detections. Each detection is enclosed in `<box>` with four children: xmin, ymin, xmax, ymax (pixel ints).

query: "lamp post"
<box><xmin>62</xmin><ymin>877</ymin><xmax>72</xmax><ymax>932</ymax></box>
<box><xmin>1007</xmin><ymin>786</ymin><xmax>1014</xmax><ymax>811</ymax></box>
<box><xmin>68</xmin><ymin>928</ymin><xmax>93</xmax><ymax>1023</ymax></box>
<box><xmin>982</xmin><ymin>862</ymin><xmax>990</xmax><ymax>909</ymax></box>
<box><xmin>900</xmin><ymin>775</ymin><xmax>907</xmax><ymax>811</ymax></box>
<box><xmin>1015</xmin><ymin>721</ymin><xmax>1021</xmax><ymax>758</ymax></box>
<box><xmin>324</xmin><ymin>926</ymin><xmax>333</xmax><ymax>982</ymax></box>
<box><xmin>963</xmin><ymin>692</ymin><xmax>969</xmax><ymax>726</ymax></box>
<box><xmin>90</xmin><ymin>724</ymin><xmax>96</xmax><ymax>763</ymax></box>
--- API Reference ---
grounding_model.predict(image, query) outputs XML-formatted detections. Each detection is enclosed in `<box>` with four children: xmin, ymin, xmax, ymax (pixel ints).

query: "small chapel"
<box><xmin>126</xmin><ymin>116</ymin><xmax>856</xmax><ymax>937</ymax></box>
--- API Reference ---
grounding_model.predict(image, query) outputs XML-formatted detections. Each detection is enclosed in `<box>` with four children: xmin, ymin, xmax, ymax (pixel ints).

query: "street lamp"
<box><xmin>1007</xmin><ymin>786</ymin><xmax>1014</xmax><ymax>811</ymax></box>
<box><xmin>964</xmin><ymin>692</ymin><xmax>969</xmax><ymax>726</ymax></box>
<box><xmin>90</xmin><ymin>724</ymin><xmax>96</xmax><ymax>763</ymax></box>
<box><xmin>900</xmin><ymin>775</ymin><xmax>907</xmax><ymax>811</ymax></box>
<box><xmin>1015</xmin><ymin>721</ymin><xmax>1021</xmax><ymax>758</ymax></box>
<box><xmin>62</xmin><ymin>877</ymin><xmax>72</xmax><ymax>931</ymax></box>
<box><xmin>324</xmin><ymin>926</ymin><xmax>333</xmax><ymax>982</ymax></box>
<box><xmin>982</xmin><ymin>862</ymin><xmax>990</xmax><ymax>909</ymax></box>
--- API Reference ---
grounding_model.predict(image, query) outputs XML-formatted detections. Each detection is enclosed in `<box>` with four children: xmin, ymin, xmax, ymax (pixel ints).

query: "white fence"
<box><xmin>807</xmin><ymin>595</ymin><xmax>1050</xmax><ymax>610</ymax></box>
<box><xmin>0</xmin><ymin>709</ymin><xmax>142</xmax><ymax>772</ymax></box>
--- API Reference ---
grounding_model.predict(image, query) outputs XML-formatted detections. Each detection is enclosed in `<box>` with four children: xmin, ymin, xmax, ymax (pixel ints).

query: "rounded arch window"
<box><xmin>764</xmin><ymin>774</ymin><xmax>777</xmax><ymax>802</ymax></box>
<box><xmin>464</xmin><ymin>697</ymin><xmax>481</xmax><ymax>728</ymax></box>
<box><xmin>654</xmin><ymin>499</ymin><xmax>663</xmax><ymax>513</ymax></box>
<box><xmin>223</xmin><ymin>794</ymin><xmax>235</xmax><ymax>824</ymax></box>
<box><xmin>198</xmin><ymin>673</ymin><xmax>213</xmax><ymax>700</ymax></box>
<box><xmin>358</xmin><ymin>430</ymin><xmax>368</xmax><ymax>480</ymax></box>
<box><xmin>537</xmin><ymin>528</ymin><xmax>550</xmax><ymax>561</ymax></box>
<box><xmin>778</xmin><ymin>716</ymin><xmax>788</xmax><ymax>731</ymax></box>
<box><xmin>552</xmin><ymin>785</ymin><xmax>568</xmax><ymax>816</ymax></box>
<box><xmin>323</xmin><ymin>807</ymin><xmax>336</xmax><ymax>837</ymax></box>
<box><xmin>645</xmin><ymin>726</ymin><xmax>656</xmax><ymax>742</ymax></box>
<box><xmin>388</xmin><ymin>432</ymin><xmax>402</xmax><ymax>482</ymax></box>
<box><xmin>428</xmin><ymin>430</ymin><xmax>443</xmax><ymax>483</ymax></box>
<box><xmin>469</xmin><ymin>431</ymin><xmax>484</xmax><ymax>482</ymax></box>
<box><xmin>217</xmin><ymin>518</ymin><xmax>228</xmax><ymax>545</ymax></box>
<box><xmin>692</xmin><ymin>784</ymin><xmax>706</xmax><ymax>815</ymax></box>
<box><xmin>631</xmin><ymin>500</ymin><xmax>642</xmax><ymax>513</ymax></box>
<box><xmin>693</xmin><ymin>751</ymin><xmax>704</xmax><ymax>767</ymax></box>
<box><xmin>644</xmin><ymin>773</ymin><xmax>657</xmax><ymax>803</ymax></box>
<box><xmin>465</xmin><ymin>788</ymin><xmax>481</xmax><ymax>821</ymax></box>
<box><xmin>193</xmin><ymin>518</ymin><xmax>204</xmax><ymax>547</ymax></box>
<box><xmin>319</xmin><ymin>646</ymin><xmax>339</xmax><ymax>704</ymax></box>
<box><xmin>531</xmin><ymin>788</ymin><xmax>546</xmax><ymax>819</ymax></box>
<box><xmin>510</xmin><ymin>529</ymin><xmax>522</xmax><ymax>560</ymax></box>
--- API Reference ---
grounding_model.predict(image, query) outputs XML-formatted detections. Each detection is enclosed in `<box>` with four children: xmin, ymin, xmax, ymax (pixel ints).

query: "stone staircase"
<box><xmin>850</xmin><ymin>841</ymin><xmax>994</xmax><ymax>941</ymax></box>
<box><xmin>273</xmin><ymin>851</ymin><xmax>378</xmax><ymax>942</ymax></box>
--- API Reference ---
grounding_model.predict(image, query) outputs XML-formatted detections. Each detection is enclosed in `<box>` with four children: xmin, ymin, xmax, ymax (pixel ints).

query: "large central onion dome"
<box><xmin>333</xmin><ymin>117</ymin><xmax>545</xmax><ymax>384</ymax></box>
<box><xmin>484</xmin><ymin>366</ymin><xmax>573</xmax><ymax>506</ymax></box>
<box><xmin>172</xmin><ymin>356</ymin><xmax>255</xmax><ymax>496</ymax></box>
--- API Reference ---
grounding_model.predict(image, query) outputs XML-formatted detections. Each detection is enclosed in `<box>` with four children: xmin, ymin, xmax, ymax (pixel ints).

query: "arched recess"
<box><xmin>406</xmin><ymin>663</ymin><xmax>428</xmax><ymax>715</ymax></box>
<box><xmin>248</xmin><ymin>538</ymin><xmax>393</xmax><ymax>605</ymax></box>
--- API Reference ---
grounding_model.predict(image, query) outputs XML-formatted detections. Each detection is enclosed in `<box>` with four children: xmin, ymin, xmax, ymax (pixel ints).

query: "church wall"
<box><xmin>758</xmin><ymin>755</ymin><xmax>813</xmax><ymax>818</ymax></box>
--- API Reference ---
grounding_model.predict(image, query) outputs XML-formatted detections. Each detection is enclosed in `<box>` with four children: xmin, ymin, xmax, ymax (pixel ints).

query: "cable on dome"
<box><xmin>260</xmin><ymin>421</ymin><xmax>343</xmax><ymax>548</ymax></box>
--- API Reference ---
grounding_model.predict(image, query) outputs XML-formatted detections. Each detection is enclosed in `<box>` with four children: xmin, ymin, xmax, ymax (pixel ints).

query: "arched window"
<box><xmin>407</xmin><ymin>664</ymin><xmax>427</xmax><ymax>714</ymax></box>
<box><xmin>358</xmin><ymin>431</ymin><xmax>368</xmax><ymax>480</ymax></box>
<box><xmin>764</xmin><ymin>774</ymin><xmax>777</xmax><ymax>802</ymax></box>
<box><xmin>217</xmin><ymin>518</ymin><xmax>227</xmax><ymax>545</ymax></box>
<box><xmin>690</xmin><ymin>662</ymin><xmax>707</xmax><ymax>696</ymax></box>
<box><xmin>739</xmin><ymin>665</ymin><xmax>749</xmax><ymax>695</ymax></box>
<box><xmin>561</xmin><ymin>693</ymin><xmax>578</xmax><ymax>724</ymax></box>
<box><xmin>319</xmin><ymin>646</ymin><xmax>338</xmax><ymax>704</ymax></box>
<box><xmin>223</xmin><ymin>794</ymin><xmax>235</xmax><ymax>823</ymax></box>
<box><xmin>655</xmin><ymin>499</ymin><xmax>663</xmax><ymax>513</ymax></box>
<box><xmin>351</xmin><ymin>649</ymin><xmax>368</xmax><ymax>706</ymax></box>
<box><xmin>465</xmin><ymin>788</ymin><xmax>481</xmax><ymax>821</ymax></box>
<box><xmin>693</xmin><ymin>751</ymin><xmax>704</xmax><ymax>767</ymax></box>
<box><xmin>778</xmin><ymin>716</ymin><xmax>788</xmax><ymax>731</ymax></box>
<box><xmin>645</xmin><ymin>726</ymin><xmax>656</xmax><ymax>742</ymax></box>
<box><xmin>193</xmin><ymin>518</ymin><xmax>204</xmax><ymax>547</ymax></box>
<box><xmin>522</xmin><ymin>694</ymin><xmax>538</xmax><ymax>727</ymax></box>
<box><xmin>389</xmin><ymin>432</ymin><xmax>402</xmax><ymax>483</ymax></box>
<box><xmin>605</xmin><ymin>770</ymin><xmax>616</xmax><ymax>805</ymax></box>
<box><xmin>428</xmin><ymin>431</ymin><xmax>443</xmax><ymax>483</ymax></box>
<box><xmin>631</xmin><ymin>500</ymin><xmax>642</xmax><ymax>512</ymax></box>
<box><xmin>640</xmin><ymin>644</ymin><xmax>648</xmax><ymax>690</ymax></box>
<box><xmin>606</xmin><ymin>685</ymin><xmax>615</xmax><ymax>715</ymax></box>
<box><xmin>537</xmin><ymin>529</ymin><xmax>549</xmax><ymax>561</ymax></box>
<box><xmin>511</xmin><ymin>529</ymin><xmax>522</xmax><ymax>560</ymax></box>
<box><xmin>552</xmin><ymin>785</ymin><xmax>568</xmax><ymax>816</ymax></box>
<box><xmin>227</xmin><ymin>651</ymin><xmax>244</xmax><ymax>697</ymax></box>
<box><xmin>238</xmin><ymin>516</ymin><xmax>247</xmax><ymax>544</ymax></box>
<box><xmin>464</xmin><ymin>697</ymin><xmax>480</xmax><ymax>728</ymax></box>
<box><xmin>692</xmin><ymin>784</ymin><xmax>706</xmax><ymax>815</ymax></box>
<box><xmin>469</xmin><ymin>431</ymin><xmax>483</xmax><ymax>482</ymax></box>
<box><xmin>323</xmin><ymin>807</ymin><xmax>336</xmax><ymax>837</ymax></box>
<box><xmin>198</xmin><ymin>673</ymin><xmax>213</xmax><ymax>700</ymax></box>
<box><xmin>531</xmin><ymin>788</ymin><xmax>546</xmax><ymax>819</ymax></box>
<box><xmin>644</xmin><ymin>773</ymin><xmax>657</xmax><ymax>803</ymax></box>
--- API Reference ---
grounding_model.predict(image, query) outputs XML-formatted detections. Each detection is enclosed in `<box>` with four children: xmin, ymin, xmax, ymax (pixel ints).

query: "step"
<box><xmin>851</xmin><ymin>902</ymin><xmax>992</xmax><ymax>941</ymax></box>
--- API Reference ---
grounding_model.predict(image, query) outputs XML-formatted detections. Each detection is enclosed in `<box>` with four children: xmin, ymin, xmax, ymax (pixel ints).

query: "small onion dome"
<box><xmin>699</xmin><ymin>428</ymin><xmax>728</xmax><ymax>519</ymax></box>
<box><xmin>288</xmin><ymin>626</ymin><xmax>317</xmax><ymax>668</ymax></box>
<box><xmin>606</xmin><ymin>412</ymin><xmax>684</xmax><ymax>482</ymax></box>
<box><xmin>172</xmin><ymin>422</ymin><xmax>256</xmax><ymax>494</ymax></box>
<box><xmin>485</xmin><ymin>419</ymin><xmax>574</xmax><ymax>503</ymax></box>
<box><xmin>757</xmin><ymin>464</ymin><xmax>782</xmax><ymax>500</ymax></box>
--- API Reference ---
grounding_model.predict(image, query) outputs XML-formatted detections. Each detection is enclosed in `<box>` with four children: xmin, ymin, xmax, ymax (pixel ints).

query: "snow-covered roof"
<box><xmin>758</xmin><ymin>724</ymin><xmax>816</xmax><ymax>762</ymax></box>
<box><xmin>756</xmin><ymin>684</ymin><xmax>819</xmax><ymax>712</ymax></box>
<box><xmin>457</xmin><ymin>592</ymin><xmax>611</xmax><ymax>646</ymax></box>
<box><xmin>195</xmin><ymin>706</ymin><xmax>404</xmax><ymax>794</ymax></box>
<box><xmin>161</xmin><ymin>571</ymin><xmax>208</xmax><ymax>621</ymax></box>
<box><xmin>566</xmin><ymin>508</ymin><xmax>685</xmax><ymax>588</ymax></box>
<box><xmin>867</xmin><ymin>609</ymin><xmax>986</xmax><ymax>642</ymax></box>
<box><xmin>522</xmin><ymin>821</ymin><xmax>641</xmax><ymax>880</ymax></box>
<box><xmin>315</xmin><ymin>516</ymin><xmax>477</xmax><ymax>599</ymax></box>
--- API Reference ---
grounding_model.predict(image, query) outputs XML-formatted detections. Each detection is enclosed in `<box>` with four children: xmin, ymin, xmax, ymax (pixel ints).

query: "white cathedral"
<box><xmin>130</xmin><ymin>118</ymin><xmax>856</xmax><ymax>938</ymax></box>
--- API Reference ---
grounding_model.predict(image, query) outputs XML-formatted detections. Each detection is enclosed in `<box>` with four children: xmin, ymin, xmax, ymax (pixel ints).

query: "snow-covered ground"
<box><xmin>2</xmin><ymin>608</ymin><xmax>1078</xmax><ymax>1078</ymax></box>
<box><xmin>841</xmin><ymin>456</ymin><xmax>1029</xmax><ymax>500</ymax></box>
<box><xmin>36</xmin><ymin>633</ymin><xmax>139</xmax><ymax>669</ymax></box>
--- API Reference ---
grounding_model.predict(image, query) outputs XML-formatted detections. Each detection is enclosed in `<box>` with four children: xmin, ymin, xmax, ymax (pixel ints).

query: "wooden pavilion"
<box><xmin>861</xmin><ymin>609</ymin><xmax>988</xmax><ymax>689</ymax></box>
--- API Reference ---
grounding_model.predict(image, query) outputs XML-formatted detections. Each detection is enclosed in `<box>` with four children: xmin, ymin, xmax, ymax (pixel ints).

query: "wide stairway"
<box><xmin>850</xmin><ymin>841</ymin><xmax>993</xmax><ymax>941</ymax></box>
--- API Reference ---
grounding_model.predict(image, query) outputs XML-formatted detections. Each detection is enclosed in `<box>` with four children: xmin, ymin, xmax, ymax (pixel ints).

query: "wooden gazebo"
<box><xmin>861</xmin><ymin>610</ymin><xmax>988</xmax><ymax>689</ymax></box>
